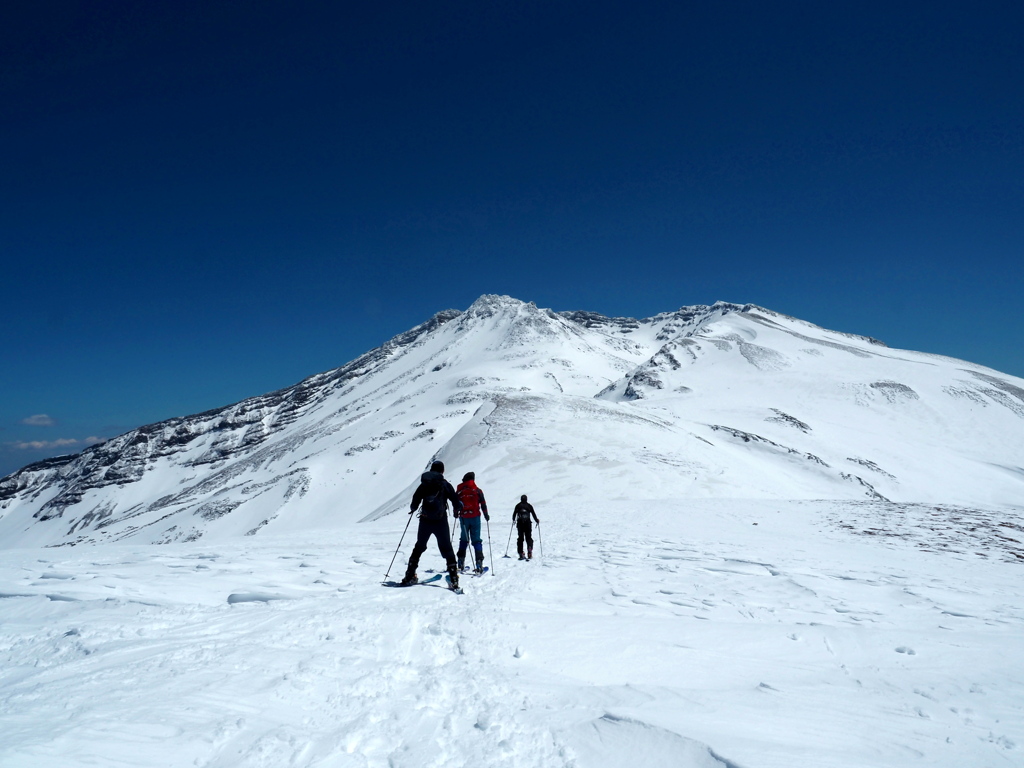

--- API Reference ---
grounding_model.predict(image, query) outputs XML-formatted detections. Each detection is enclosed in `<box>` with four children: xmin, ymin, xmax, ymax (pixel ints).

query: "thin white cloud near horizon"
<box><xmin>21</xmin><ymin>414</ymin><xmax>56</xmax><ymax>426</ymax></box>
<box><xmin>8</xmin><ymin>436</ymin><xmax>105</xmax><ymax>451</ymax></box>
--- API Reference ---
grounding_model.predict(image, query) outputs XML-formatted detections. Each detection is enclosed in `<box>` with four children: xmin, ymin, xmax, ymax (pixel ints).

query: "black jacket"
<box><xmin>411</xmin><ymin>471</ymin><xmax>463</xmax><ymax>520</ymax></box>
<box><xmin>513</xmin><ymin>501</ymin><xmax>538</xmax><ymax>524</ymax></box>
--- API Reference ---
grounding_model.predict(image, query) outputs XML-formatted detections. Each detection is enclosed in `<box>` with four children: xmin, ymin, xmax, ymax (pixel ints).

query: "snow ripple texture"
<box><xmin>0</xmin><ymin>499</ymin><xmax>1021</xmax><ymax>767</ymax></box>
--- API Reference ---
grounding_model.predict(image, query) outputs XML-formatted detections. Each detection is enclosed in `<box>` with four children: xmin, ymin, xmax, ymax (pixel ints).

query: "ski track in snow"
<box><xmin>2</xmin><ymin>499</ymin><xmax>1022</xmax><ymax>768</ymax></box>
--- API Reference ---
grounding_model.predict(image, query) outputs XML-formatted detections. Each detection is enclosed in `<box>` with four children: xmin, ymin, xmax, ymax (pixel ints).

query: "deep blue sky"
<box><xmin>3</xmin><ymin>1</ymin><xmax>1022</xmax><ymax>477</ymax></box>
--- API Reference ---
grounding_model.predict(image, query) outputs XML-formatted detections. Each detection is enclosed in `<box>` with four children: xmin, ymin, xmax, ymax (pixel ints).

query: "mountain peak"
<box><xmin>464</xmin><ymin>294</ymin><xmax>536</xmax><ymax>318</ymax></box>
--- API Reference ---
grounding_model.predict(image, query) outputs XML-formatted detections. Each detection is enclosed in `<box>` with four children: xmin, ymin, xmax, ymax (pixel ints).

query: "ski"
<box><xmin>445</xmin><ymin>574</ymin><xmax>464</xmax><ymax>594</ymax></box>
<box><xmin>382</xmin><ymin>574</ymin><xmax>443</xmax><ymax>588</ymax></box>
<box><xmin>469</xmin><ymin>566</ymin><xmax>489</xmax><ymax>577</ymax></box>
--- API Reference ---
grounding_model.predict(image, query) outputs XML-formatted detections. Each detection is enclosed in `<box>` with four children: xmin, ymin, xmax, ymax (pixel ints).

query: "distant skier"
<box><xmin>513</xmin><ymin>494</ymin><xmax>539</xmax><ymax>560</ymax></box>
<box><xmin>402</xmin><ymin>461</ymin><xmax>463</xmax><ymax>589</ymax></box>
<box><xmin>456</xmin><ymin>471</ymin><xmax>489</xmax><ymax>573</ymax></box>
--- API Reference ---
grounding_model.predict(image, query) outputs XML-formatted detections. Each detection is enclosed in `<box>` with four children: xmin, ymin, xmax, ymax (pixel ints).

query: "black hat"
<box><xmin>431</xmin><ymin>460</ymin><xmax>444</xmax><ymax>473</ymax></box>
<box><xmin>463</xmin><ymin>471</ymin><xmax>475</xmax><ymax>482</ymax></box>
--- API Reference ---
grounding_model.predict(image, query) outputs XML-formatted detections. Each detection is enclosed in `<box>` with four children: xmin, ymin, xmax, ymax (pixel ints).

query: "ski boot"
<box><xmin>400</xmin><ymin>572</ymin><xmax>418</xmax><ymax>586</ymax></box>
<box><xmin>474</xmin><ymin>558</ymin><xmax>484</xmax><ymax>575</ymax></box>
<box><xmin>527</xmin><ymin>547</ymin><xmax>533</xmax><ymax>561</ymax></box>
<box><xmin>446</xmin><ymin>564</ymin><xmax>460</xmax><ymax>591</ymax></box>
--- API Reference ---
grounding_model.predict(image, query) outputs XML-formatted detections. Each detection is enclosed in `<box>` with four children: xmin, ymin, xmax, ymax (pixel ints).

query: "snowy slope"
<box><xmin>1</xmin><ymin>498</ymin><xmax>1021</xmax><ymax>767</ymax></box>
<box><xmin>1</xmin><ymin>295</ymin><xmax>1022</xmax><ymax>549</ymax></box>
<box><xmin>1</xmin><ymin>295</ymin><xmax>1023</xmax><ymax>767</ymax></box>
<box><xmin>596</xmin><ymin>305</ymin><xmax>1024</xmax><ymax>506</ymax></box>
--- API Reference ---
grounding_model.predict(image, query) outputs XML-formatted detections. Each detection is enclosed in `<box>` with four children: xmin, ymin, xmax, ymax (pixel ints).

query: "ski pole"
<box><xmin>383</xmin><ymin>510</ymin><xmax>414</xmax><ymax>581</ymax></box>
<box><xmin>503</xmin><ymin>521</ymin><xmax>515</xmax><ymax>558</ymax></box>
<box><xmin>537</xmin><ymin>520</ymin><xmax>543</xmax><ymax>561</ymax></box>
<box><xmin>451</xmin><ymin>514</ymin><xmax>463</xmax><ymax>568</ymax></box>
<box><xmin>485</xmin><ymin>516</ymin><xmax>494</xmax><ymax>574</ymax></box>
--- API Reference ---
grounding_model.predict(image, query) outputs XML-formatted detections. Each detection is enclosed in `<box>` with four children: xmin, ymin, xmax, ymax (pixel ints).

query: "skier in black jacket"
<box><xmin>513</xmin><ymin>494</ymin><xmax>539</xmax><ymax>560</ymax></box>
<box><xmin>402</xmin><ymin>461</ymin><xmax>464</xmax><ymax>587</ymax></box>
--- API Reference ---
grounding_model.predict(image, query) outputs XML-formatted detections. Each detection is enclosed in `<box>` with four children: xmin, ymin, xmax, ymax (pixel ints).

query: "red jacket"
<box><xmin>456</xmin><ymin>480</ymin><xmax>488</xmax><ymax>518</ymax></box>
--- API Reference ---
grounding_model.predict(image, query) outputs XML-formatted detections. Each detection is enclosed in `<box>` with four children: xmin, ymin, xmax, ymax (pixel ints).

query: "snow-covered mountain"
<box><xmin>2</xmin><ymin>294</ymin><xmax>1022</xmax><ymax>549</ymax></box>
<box><xmin>3</xmin><ymin>295</ymin><xmax>1023</xmax><ymax>768</ymax></box>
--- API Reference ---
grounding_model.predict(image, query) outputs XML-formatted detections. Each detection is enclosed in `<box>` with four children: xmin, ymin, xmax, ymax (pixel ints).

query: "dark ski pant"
<box><xmin>458</xmin><ymin>516</ymin><xmax>484</xmax><ymax>566</ymax></box>
<box><xmin>516</xmin><ymin>521</ymin><xmax>534</xmax><ymax>558</ymax></box>
<box><xmin>405</xmin><ymin>516</ymin><xmax>457</xmax><ymax>578</ymax></box>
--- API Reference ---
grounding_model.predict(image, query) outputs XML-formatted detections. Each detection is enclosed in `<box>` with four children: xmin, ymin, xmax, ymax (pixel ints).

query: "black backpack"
<box><xmin>420</xmin><ymin>479</ymin><xmax>448</xmax><ymax>518</ymax></box>
<box><xmin>515</xmin><ymin>502</ymin><xmax>533</xmax><ymax>523</ymax></box>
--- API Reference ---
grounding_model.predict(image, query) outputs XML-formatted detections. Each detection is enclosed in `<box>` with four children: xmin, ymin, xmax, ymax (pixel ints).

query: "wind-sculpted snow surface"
<box><xmin>1</xmin><ymin>294</ymin><xmax>1023</xmax><ymax>548</ymax></box>
<box><xmin>1</xmin><ymin>499</ymin><xmax>1021</xmax><ymax>767</ymax></box>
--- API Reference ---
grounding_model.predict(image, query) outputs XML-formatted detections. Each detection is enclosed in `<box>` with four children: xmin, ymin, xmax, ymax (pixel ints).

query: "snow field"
<box><xmin>1</xmin><ymin>497</ymin><xmax>1021</xmax><ymax>767</ymax></box>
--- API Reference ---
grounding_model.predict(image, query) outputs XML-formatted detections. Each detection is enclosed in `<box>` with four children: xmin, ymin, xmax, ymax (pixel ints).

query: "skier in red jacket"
<box><xmin>455</xmin><ymin>472</ymin><xmax>489</xmax><ymax>573</ymax></box>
